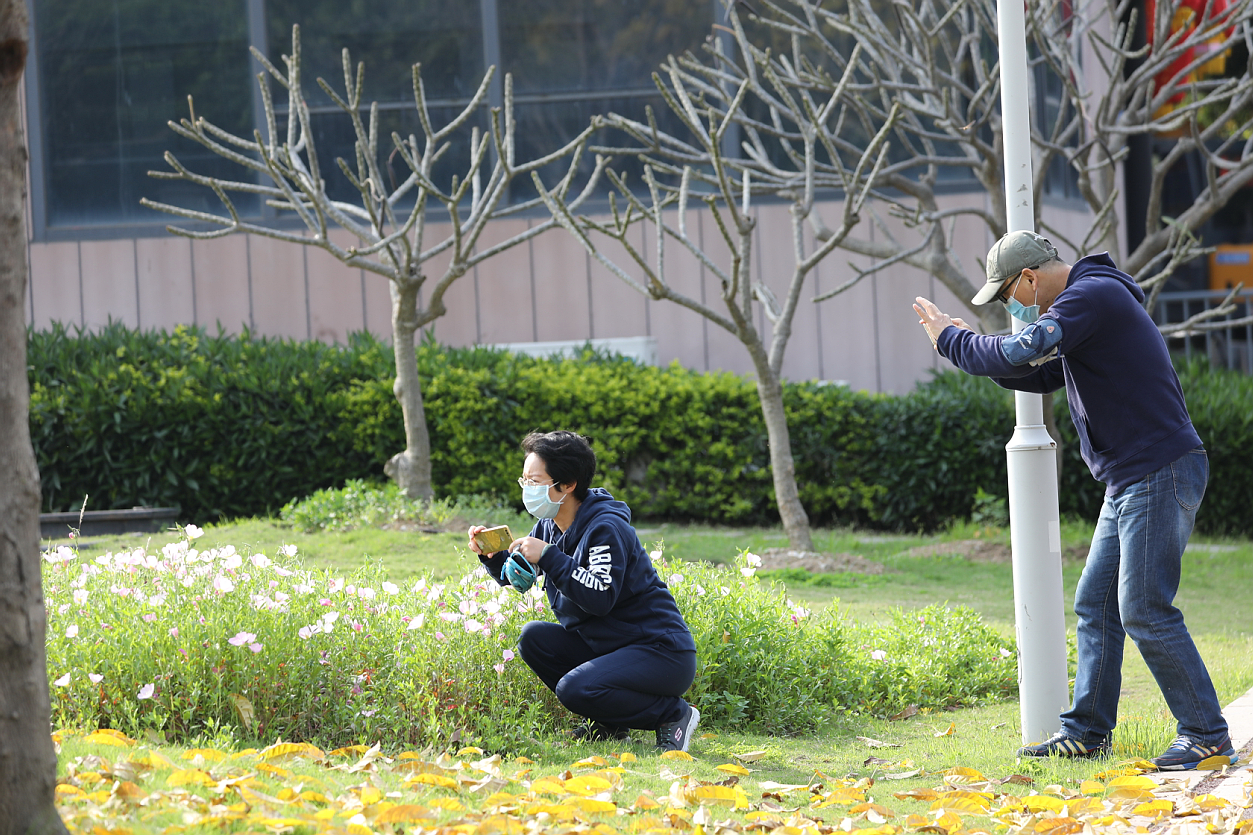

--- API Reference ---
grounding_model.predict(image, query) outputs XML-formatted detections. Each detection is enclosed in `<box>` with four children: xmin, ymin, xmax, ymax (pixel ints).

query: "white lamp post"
<box><xmin>995</xmin><ymin>0</ymin><xmax>1072</xmax><ymax>746</ymax></box>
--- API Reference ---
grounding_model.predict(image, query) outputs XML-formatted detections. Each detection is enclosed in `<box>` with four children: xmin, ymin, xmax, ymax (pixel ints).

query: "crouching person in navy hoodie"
<box><xmin>913</xmin><ymin>231</ymin><xmax>1236</xmax><ymax>772</ymax></box>
<box><xmin>467</xmin><ymin>430</ymin><xmax>700</xmax><ymax>752</ymax></box>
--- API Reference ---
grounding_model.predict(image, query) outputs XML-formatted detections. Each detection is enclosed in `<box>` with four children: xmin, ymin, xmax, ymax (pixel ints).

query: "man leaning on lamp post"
<box><xmin>912</xmin><ymin>230</ymin><xmax>1238</xmax><ymax>771</ymax></box>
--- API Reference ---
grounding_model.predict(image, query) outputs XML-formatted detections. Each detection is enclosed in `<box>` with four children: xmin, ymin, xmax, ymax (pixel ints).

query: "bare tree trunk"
<box><xmin>384</xmin><ymin>280</ymin><xmax>434</xmax><ymax>500</ymax></box>
<box><xmin>0</xmin><ymin>1</ymin><xmax>69</xmax><ymax>830</ymax></box>
<box><xmin>750</xmin><ymin>350</ymin><xmax>815</xmax><ymax>552</ymax></box>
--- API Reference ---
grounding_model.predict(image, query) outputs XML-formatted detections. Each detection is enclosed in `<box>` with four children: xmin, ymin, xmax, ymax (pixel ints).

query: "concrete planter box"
<box><xmin>40</xmin><ymin>507</ymin><xmax>180</xmax><ymax>539</ymax></box>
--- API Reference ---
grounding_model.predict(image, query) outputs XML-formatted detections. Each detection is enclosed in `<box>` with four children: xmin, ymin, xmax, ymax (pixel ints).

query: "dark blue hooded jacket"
<box><xmin>937</xmin><ymin>253</ymin><xmax>1202</xmax><ymax>495</ymax></box>
<box><xmin>479</xmin><ymin>488</ymin><xmax>695</xmax><ymax>655</ymax></box>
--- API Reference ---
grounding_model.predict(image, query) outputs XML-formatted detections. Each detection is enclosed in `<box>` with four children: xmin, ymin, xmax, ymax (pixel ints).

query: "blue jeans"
<box><xmin>1061</xmin><ymin>447</ymin><xmax>1228</xmax><ymax>745</ymax></box>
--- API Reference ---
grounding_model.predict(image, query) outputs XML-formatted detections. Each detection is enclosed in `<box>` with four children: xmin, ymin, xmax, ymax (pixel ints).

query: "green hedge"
<box><xmin>27</xmin><ymin>323</ymin><xmax>1252</xmax><ymax>535</ymax></box>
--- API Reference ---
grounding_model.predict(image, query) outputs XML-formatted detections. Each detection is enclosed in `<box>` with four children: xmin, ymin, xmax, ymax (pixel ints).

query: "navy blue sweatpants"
<box><xmin>518</xmin><ymin>620</ymin><xmax>696</xmax><ymax>731</ymax></box>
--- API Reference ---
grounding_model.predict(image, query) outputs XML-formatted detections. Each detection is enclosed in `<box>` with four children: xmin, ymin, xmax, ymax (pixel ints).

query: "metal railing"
<box><xmin>1153</xmin><ymin>289</ymin><xmax>1253</xmax><ymax>374</ymax></box>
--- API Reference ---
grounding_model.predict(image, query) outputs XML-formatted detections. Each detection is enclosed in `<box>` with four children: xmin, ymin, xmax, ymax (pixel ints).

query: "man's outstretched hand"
<box><xmin>913</xmin><ymin>297</ymin><xmax>975</xmax><ymax>349</ymax></box>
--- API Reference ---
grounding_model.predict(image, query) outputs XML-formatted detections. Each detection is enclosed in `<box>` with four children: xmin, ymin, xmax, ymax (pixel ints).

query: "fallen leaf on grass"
<box><xmin>883</xmin><ymin>769</ymin><xmax>923</xmax><ymax>780</ymax></box>
<box><xmin>660</xmin><ymin>750</ymin><xmax>695</xmax><ymax>761</ymax></box>
<box><xmin>864</xmin><ymin>756</ymin><xmax>894</xmax><ymax>766</ymax></box>
<box><xmin>733</xmin><ymin>750</ymin><xmax>768</xmax><ymax>763</ymax></box>
<box><xmin>889</xmin><ymin>705</ymin><xmax>920</xmax><ymax>721</ymax></box>
<box><xmin>933</xmin><ymin>722</ymin><xmax>956</xmax><ymax>737</ymax></box>
<box><xmin>716</xmin><ymin>763</ymin><xmax>752</xmax><ymax>776</ymax></box>
<box><xmin>858</xmin><ymin>736</ymin><xmax>902</xmax><ymax>748</ymax></box>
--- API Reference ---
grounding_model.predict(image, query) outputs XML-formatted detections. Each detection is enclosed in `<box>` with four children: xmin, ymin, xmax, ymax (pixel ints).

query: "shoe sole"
<box><xmin>680</xmin><ymin>707</ymin><xmax>700</xmax><ymax>752</ymax></box>
<box><xmin>1154</xmin><ymin>753</ymin><xmax>1239</xmax><ymax>771</ymax></box>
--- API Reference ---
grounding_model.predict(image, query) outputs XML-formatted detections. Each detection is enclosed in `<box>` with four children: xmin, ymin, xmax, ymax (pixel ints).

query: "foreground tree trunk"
<box><xmin>0</xmin><ymin>2</ymin><xmax>70</xmax><ymax>831</ymax></box>
<box><xmin>751</xmin><ymin>358</ymin><xmax>814</xmax><ymax>552</ymax></box>
<box><xmin>384</xmin><ymin>280</ymin><xmax>434</xmax><ymax>499</ymax></box>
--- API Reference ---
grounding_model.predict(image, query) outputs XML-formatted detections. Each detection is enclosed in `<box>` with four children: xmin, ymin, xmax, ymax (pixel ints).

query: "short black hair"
<box><xmin>521</xmin><ymin>430</ymin><xmax>596</xmax><ymax>501</ymax></box>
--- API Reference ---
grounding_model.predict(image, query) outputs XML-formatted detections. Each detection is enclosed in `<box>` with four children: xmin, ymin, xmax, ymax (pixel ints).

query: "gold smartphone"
<box><xmin>474</xmin><ymin>525</ymin><xmax>515</xmax><ymax>554</ymax></box>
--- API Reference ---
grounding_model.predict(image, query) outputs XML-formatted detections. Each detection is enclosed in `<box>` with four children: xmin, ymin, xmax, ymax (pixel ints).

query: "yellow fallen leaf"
<box><xmin>513</xmin><ymin>756</ymin><xmax>536</xmax><ymax>765</ymax></box>
<box><xmin>893</xmin><ymin>789</ymin><xmax>939</xmax><ymax>802</ymax></box>
<box><xmin>299</xmin><ymin>790</ymin><xmax>330</xmax><ymax>804</ymax></box>
<box><xmin>933</xmin><ymin>722</ymin><xmax>956</xmax><ymax>737</ymax></box>
<box><xmin>1067</xmin><ymin>797</ymin><xmax>1106</xmax><ymax>815</ymax></box>
<box><xmin>715</xmin><ymin>763</ymin><xmax>751</xmax><ymax>776</ymax></box>
<box><xmin>167</xmin><ymin>769</ymin><xmax>215</xmax><ymax>787</ymax></box>
<box><xmin>685</xmin><ymin>784</ymin><xmax>749</xmax><ymax>809</ymax></box>
<box><xmin>814</xmin><ymin>787</ymin><xmax>866</xmax><ymax>807</ymax></box>
<box><xmin>180</xmin><ymin>748</ymin><xmax>226</xmax><ymax>762</ymax></box>
<box><xmin>633</xmin><ymin>794</ymin><xmax>661</xmax><ymax>810</ymax></box>
<box><xmin>943</xmin><ymin>766</ymin><xmax>985</xmax><ymax>782</ymax></box>
<box><xmin>1107</xmin><ymin>787</ymin><xmax>1155</xmax><ymax>803</ymax></box>
<box><xmin>617</xmin><ymin>752</ymin><xmax>637</xmax><ymax>763</ymax></box>
<box><xmin>523</xmin><ymin>803</ymin><xmax>576</xmax><ymax>820</ymax></box>
<box><xmin>375</xmin><ymin>804</ymin><xmax>434</xmax><ymax>823</ymax></box>
<box><xmin>359</xmin><ymin>785</ymin><xmax>384</xmax><ymax>805</ymax></box>
<box><xmin>228</xmin><ymin>693</ymin><xmax>255</xmax><ymax>733</ymax></box>
<box><xmin>112</xmin><ymin>780</ymin><xmax>146</xmax><ymax>803</ymax></box>
<box><xmin>850</xmin><ymin>802</ymin><xmax>897</xmax><ymax>819</ymax></box>
<box><xmin>530</xmin><ymin>776</ymin><xmax>566</xmax><ymax>795</ymax></box>
<box><xmin>659</xmin><ymin>750</ymin><xmax>695</xmax><ymax>761</ymax></box>
<box><xmin>54</xmin><ymin>784</ymin><xmax>84</xmax><ymax>798</ymax></box>
<box><xmin>258</xmin><ymin>741</ymin><xmax>325</xmax><ymax>762</ymax></box>
<box><xmin>1108</xmin><ymin>774</ymin><xmax>1156</xmax><ymax>791</ymax></box>
<box><xmin>1035</xmin><ymin>816</ymin><xmax>1084</xmax><ymax>834</ymax></box>
<box><xmin>328</xmin><ymin>744</ymin><xmax>370</xmax><ymax>757</ymax></box>
<box><xmin>255</xmin><ymin>762</ymin><xmax>293</xmax><ymax>779</ymax></box>
<box><xmin>574</xmin><ymin>755</ymin><xmax>609</xmax><ymax>768</ymax></box>
<box><xmin>1193</xmin><ymin>793</ymin><xmax>1229</xmax><ymax>811</ymax></box>
<box><xmin>1021</xmin><ymin>795</ymin><xmax>1065</xmax><ymax>813</ymax></box>
<box><xmin>427</xmin><ymin>797</ymin><xmax>465</xmax><ymax>811</ymax></box>
<box><xmin>563</xmin><ymin>797</ymin><xmax>617</xmax><ymax>814</ymax></box>
<box><xmin>1133</xmin><ymin>799</ymin><xmax>1174</xmax><ymax>819</ymax></box>
<box><xmin>860</xmin><ymin>826</ymin><xmax>902</xmax><ymax>835</ymax></box>
<box><xmin>928</xmin><ymin>797</ymin><xmax>987</xmax><ymax>814</ymax></box>
<box><xmin>127</xmin><ymin>751</ymin><xmax>176</xmax><ymax>771</ymax></box>
<box><xmin>83</xmin><ymin>731</ymin><xmax>135</xmax><ymax>748</ymax></box>
<box><xmin>564</xmin><ymin>774</ymin><xmax>614</xmax><ymax>796</ymax></box>
<box><xmin>1196</xmin><ymin>755</ymin><xmax>1233</xmax><ymax>771</ymax></box>
<box><xmin>1079</xmin><ymin>779</ymin><xmax>1105</xmax><ymax>795</ymax></box>
<box><xmin>733</xmin><ymin>750</ymin><xmax>768</xmax><ymax>763</ymax></box>
<box><xmin>405</xmin><ymin>772</ymin><xmax>459</xmax><ymax>791</ymax></box>
<box><xmin>457</xmin><ymin>746</ymin><xmax>484</xmax><ymax>756</ymax></box>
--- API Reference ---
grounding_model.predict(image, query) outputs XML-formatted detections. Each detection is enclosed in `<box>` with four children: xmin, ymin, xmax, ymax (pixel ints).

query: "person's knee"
<box><xmin>517</xmin><ymin>621</ymin><xmax>551</xmax><ymax>667</ymax></box>
<box><xmin>554</xmin><ymin>670</ymin><xmax>596</xmax><ymax>715</ymax></box>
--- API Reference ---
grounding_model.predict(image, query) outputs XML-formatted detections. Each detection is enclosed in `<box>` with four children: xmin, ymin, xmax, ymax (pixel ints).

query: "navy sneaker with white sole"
<box><xmin>1151</xmin><ymin>735</ymin><xmax>1239</xmax><ymax>771</ymax></box>
<box><xmin>1018</xmin><ymin>731</ymin><xmax>1111</xmax><ymax>759</ymax></box>
<box><xmin>656</xmin><ymin>704</ymin><xmax>700</xmax><ymax>753</ymax></box>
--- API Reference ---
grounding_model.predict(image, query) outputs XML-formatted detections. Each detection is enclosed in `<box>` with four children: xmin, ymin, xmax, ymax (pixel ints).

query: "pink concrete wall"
<box><xmin>25</xmin><ymin>197</ymin><xmax>1095</xmax><ymax>393</ymax></box>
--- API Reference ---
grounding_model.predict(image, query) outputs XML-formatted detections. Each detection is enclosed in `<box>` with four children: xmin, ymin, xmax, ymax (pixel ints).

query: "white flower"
<box><xmin>329</xmin><ymin>578</ymin><xmax>345</xmax><ymax>594</ymax></box>
<box><xmin>871</xmin><ymin>649</ymin><xmax>887</xmax><ymax>661</ymax></box>
<box><xmin>72</xmin><ymin>589</ymin><xmax>89</xmax><ymax>605</ymax></box>
<box><xmin>464</xmin><ymin>618</ymin><xmax>484</xmax><ymax>633</ymax></box>
<box><xmin>137</xmin><ymin>683</ymin><xmax>155</xmax><ymax>700</ymax></box>
<box><xmin>358</xmin><ymin>587</ymin><xmax>376</xmax><ymax>600</ymax></box>
<box><xmin>649</xmin><ymin>548</ymin><xmax>664</xmax><ymax>561</ymax></box>
<box><xmin>184</xmin><ymin>524</ymin><xmax>204</xmax><ymax>540</ymax></box>
<box><xmin>741</xmin><ymin>567</ymin><xmax>756</xmax><ymax>578</ymax></box>
<box><xmin>222</xmin><ymin>553</ymin><xmax>243</xmax><ymax>571</ymax></box>
<box><xmin>279</xmin><ymin>544</ymin><xmax>298</xmax><ymax>558</ymax></box>
<box><xmin>745</xmin><ymin>552</ymin><xmax>762</xmax><ymax>567</ymax></box>
<box><xmin>298</xmin><ymin>626</ymin><xmax>315</xmax><ymax>640</ymax></box>
<box><xmin>668</xmin><ymin>573</ymin><xmax>684</xmax><ymax>586</ymax></box>
<box><xmin>212</xmin><ymin>575</ymin><xmax>235</xmax><ymax>594</ymax></box>
<box><xmin>53</xmin><ymin>673</ymin><xmax>70</xmax><ymax>687</ymax></box>
<box><xmin>273</xmin><ymin>566</ymin><xmax>294</xmax><ymax>577</ymax></box>
<box><xmin>88</xmin><ymin>674</ymin><xmax>102</xmax><ymax>684</ymax></box>
<box><xmin>406</xmin><ymin>614</ymin><xmax>426</xmax><ymax>631</ymax></box>
<box><xmin>65</xmin><ymin>624</ymin><xmax>79</xmax><ymax>639</ymax></box>
<box><xmin>382</xmin><ymin>582</ymin><xmax>399</xmax><ymax>595</ymax></box>
<box><xmin>250</xmin><ymin>553</ymin><xmax>272</xmax><ymax>569</ymax></box>
<box><xmin>1000</xmin><ymin>647</ymin><xmax>1013</xmax><ymax>658</ymax></box>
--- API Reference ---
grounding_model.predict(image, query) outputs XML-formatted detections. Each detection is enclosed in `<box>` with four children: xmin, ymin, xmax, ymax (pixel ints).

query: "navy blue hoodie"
<box><xmin>937</xmin><ymin>253</ymin><xmax>1202</xmax><ymax>495</ymax></box>
<box><xmin>479</xmin><ymin>488</ymin><xmax>696</xmax><ymax>655</ymax></box>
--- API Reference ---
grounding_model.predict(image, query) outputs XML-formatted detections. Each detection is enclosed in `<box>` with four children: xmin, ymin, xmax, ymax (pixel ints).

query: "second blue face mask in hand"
<box><xmin>522</xmin><ymin>482</ymin><xmax>564</xmax><ymax>519</ymax></box>
<box><xmin>503</xmin><ymin>551</ymin><xmax>538</xmax><ymax>593</ymax></box>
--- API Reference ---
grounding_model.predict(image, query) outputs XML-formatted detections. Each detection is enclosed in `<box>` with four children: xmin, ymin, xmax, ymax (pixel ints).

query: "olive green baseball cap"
<box><xmin>973</xmin><ymin>231</ymin><xmax>1058</xmax><ymax>305</ymax></box>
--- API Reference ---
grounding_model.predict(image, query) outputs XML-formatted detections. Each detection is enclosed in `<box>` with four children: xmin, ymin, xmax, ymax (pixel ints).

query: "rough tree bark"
<box><xmin>0</xmin><ymin>1</ymin><xmax>69</xmax><ymax>831</ymax></box>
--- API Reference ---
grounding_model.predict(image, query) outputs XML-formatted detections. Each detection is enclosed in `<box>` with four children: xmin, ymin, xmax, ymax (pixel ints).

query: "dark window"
<box><xmin>34</xmin><ymin>0</ymin><xmax>256</xmax><ymax>227</ymax></box>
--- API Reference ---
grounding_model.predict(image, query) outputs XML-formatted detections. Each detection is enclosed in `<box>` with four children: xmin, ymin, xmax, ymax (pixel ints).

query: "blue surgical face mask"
<box><xmin>1002</xmin><ymin>273</ymin><xmax>1040</xmax><ymax>323</ymax></box>
<box><xmin>522</xmin><ymin>483</ymin><xmax>565</xmax><ymax>519</ymax></box>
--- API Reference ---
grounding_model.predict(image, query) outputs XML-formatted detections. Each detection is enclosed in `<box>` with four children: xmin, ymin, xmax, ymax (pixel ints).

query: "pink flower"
<box><xmin>88</xmin><ymin>674</ymin><xmax>102</xmax><ymax>684</ymax></box>
<box><xmin>168</xmin><ymin>627</ymin><xmax>179</xmax><ymax>638</ymax></box>
<box><xmin>137</xmin><ymin>683</ymin><xmax>155</xmax><ymax>700</ymax></box>
<box><xmin>493</xmin><ymin>663</ymin><xmax>506</xmax><ymax>675</ymax></box>
<box><xmin>351</xmin><ymin>621</ymin><xmax>364</xmax><ymax>633</ymax></box>
<box><xmin>65</xmin><ymin>624</ymin><xmax>78</xmax><ymax>639</ymax></box>
<box><xmin>298</xmin><ymin>626</ymin><xmax>314</xmax><ymax>640</ymax></box>
<box><xmin>228</xmin><ymin>631</ymin><xmax>256</xmax><ymax>647</ymax></box>
<box><xmin>142</xmin><ymin>613</ymin><xmax>157</xmax><ymax>623</ymax></box>
<box><xmin>212</xmin><ymin>575</ymin><xmax>235</xmax><ymax>594</ymax></box>
<box><xmin>53</xmin><ymin>673</ymin><xmax>70</xmax><ymax>687</ymax></box>
<box><xmin>319</xmin><ymin>598</ymin><xmax>332</xmax><ymax>607</ymax></box>
<box><xmin>503</xmin><ymin>649</ymin><xmax>515</xmax><ymax>662</ymax></box>
<box><xmin>434</xmin><ymin>631</ymin><xmax>446</xmax><ymax>641</ymax></box>
<box><xmin>871</xmin><ymin>649</ymin><xmax>887</xmax><ymax>661</ymax></box>
<box><xmin>249</xmin><ymin>642</ymin><xmax>263</xmax><ymax>653</ymax></box>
